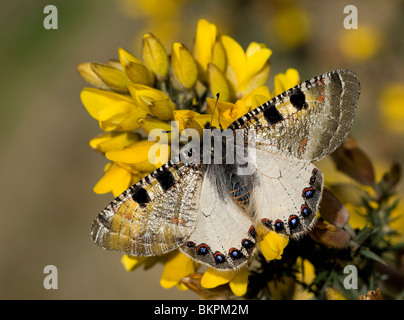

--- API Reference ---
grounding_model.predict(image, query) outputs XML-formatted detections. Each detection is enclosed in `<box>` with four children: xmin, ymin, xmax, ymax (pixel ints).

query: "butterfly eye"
<box><xmin>229</xmin><ymin>248</ymin><xmax>244</xmax><ymax>259</ymax></box>
<box><xmin>288</xmin><ymin>215</ymin><xmax>300</xmax><ymax>230</ymax></box>
<box><xmin>301</xmin><ymin>204</ymin><xmax>312</xmax><ymax>217</ymax></box>
<box><xmin>196</xmin><ymin>244</ymin><xmax>209</xmax><ymax>255</ymax></box>
<box><xmin>302</xmin><ymin>187</ymin><xmax>315</xmax><ymax>199</ymax></box>
<box><xmin>274</xmin><ymin>219</ymin><xmax>284</xmax><ymax>231</ymax></box>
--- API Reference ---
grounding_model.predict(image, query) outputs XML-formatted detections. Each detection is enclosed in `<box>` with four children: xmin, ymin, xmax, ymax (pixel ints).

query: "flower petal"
<box><xmin>201</xmin><ymin>267</ymin><xmax>236</xmax><ymax>289</ymax></box>
<box><xmin>259</xmin><ymin>231</ymin><xmax>289</xmax><ymax>261</ymax></box>
<box><xmin>93</xmin><ymin>163</ymin><xmax>132</xmax><ymax>196</ymax></box>
<box><xmin>274</xmin><ymin>68</ymin><xmax>300</xmax><ymax>96</ymax></box>
<box><xmin>121</xmin><ymin>255</ymin><xmax>145</xmax><ymax>271</ymax></box>
<box><xmin>160</xmin><ymin>251</ymin><xmax>195</xmax><ymax>289</ymax></box>
<box><xmin>119</xmin><ymin>47</ymin><xmax>154</xmax><ymax>86</ymax></box>
<box><xmin>193</xmin><ymin>19</ymin><xmax>218</xmax><ymax>74</ymax></box>
<box><xmin>208</xmin><ymin>63</ymin><xmax>231</xmax><ymax>102</ymax></box>
<box><xmin>90</xmin><ymin>132</ymin><xmax>141</xmax><ymax>153</ymax></box>
<box><xmin>221</xmin><ymin>35</ymin><xmax>246</xmax><ymax>92</ymax></box>
<box><xmin>105</xmin><ymin>140</ymin><xmax>170</xmax><ymax>172</ymax></box>
<box><xmin>80</xmin><ymin>88</ymin><xmax>133</xmax><ymax>120</ymax></box>
<box><xmin>229</xmin><ymin>268</ymin><xmax>249</xmax><ymax>296</ymax></box>
<box><xmin>171</xmin><ymin>43</ymin><xmax>198</xmax><ymax>90</ymax></box>
<box><xmin>142</xmin><ymin>33</ymin><xmax>169</xmax><ymax>79</ymax></box>
<box><xmin>78</xmin><ymin>62</ymin><xmax>128</xmax><ymax>92</ymax></box>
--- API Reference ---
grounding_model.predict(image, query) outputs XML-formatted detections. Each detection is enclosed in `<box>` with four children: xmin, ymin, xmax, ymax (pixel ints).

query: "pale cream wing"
<box><xmin>228</xmin><ymin>69</ymin><xmax>360</xmax><ymax>162</ymax></box>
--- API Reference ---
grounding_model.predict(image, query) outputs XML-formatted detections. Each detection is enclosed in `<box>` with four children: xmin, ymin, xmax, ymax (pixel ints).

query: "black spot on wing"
<box><xmin>331</xmin><ymin>71</ymin><xmax>342</xmax><ymax>87</ymax></box>
<box><xmin>263</xmin><ymin>103</ymin><xmax>284</xmax><ymax>124</ymax></box>
<box><xmin>156</xmin><ymin>168</ymin><xmax>176</xmax><ymax>191</ymax></box>
<box><xmin>290</xmin><ymin>88</ymin><xmax>308</xmax><ymax>110</ymax></box>
<box><xmin>131</xmin><ymin>187</ymin><xmax>151</xmax><ymax>206</ymax></box>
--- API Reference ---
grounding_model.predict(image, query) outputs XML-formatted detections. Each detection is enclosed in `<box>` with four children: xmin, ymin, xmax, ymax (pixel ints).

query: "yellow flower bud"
<box><xmin>128</xmin><ymin>84</ymin><xmax>175</xmax><ymax>120</ymax></box>
<box><xmin>208</xmin><ymin>63</ymin><xmax>231</xmax><ymax>102</ymax></box>
<box><xmin>89</xmin><ymin>132</ymin><xmax>140</xmax><ymax>153</ymax></box>
<box><xmin>77</xmin><ymin>62</ymin><xmax>129</xmax><ymax>93</ymax></box>
<box><xmin>171</xmin><ymin>43</ymin><xmax>198</xmax><ymax>90</ymax></box>
<box><xmin>142</xmin><ymin>33</ymin><xmax>169</xmax><ymax>80</ymax></box>
<box><xmin>137</xmin><ymin>118</ymin><xmax>173</xmax><ymax>143</ymax></box>
<box><xmin>119</xmin><ymin>47</ymin><xmax>155</xmax><ymax>86</ymax></box>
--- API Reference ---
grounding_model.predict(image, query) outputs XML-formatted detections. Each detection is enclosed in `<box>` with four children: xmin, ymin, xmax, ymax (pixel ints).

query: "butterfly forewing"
<box><xmin>229</xmin><ymin>69</ymin><xmax>360</xmax><ymax>162</ymax></box>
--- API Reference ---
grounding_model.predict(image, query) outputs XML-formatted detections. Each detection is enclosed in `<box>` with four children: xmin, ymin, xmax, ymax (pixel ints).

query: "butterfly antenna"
<box><xmin>210</xmin><ymin>93</ymin><xmax>222</xmax><ymax>130</ymax></box>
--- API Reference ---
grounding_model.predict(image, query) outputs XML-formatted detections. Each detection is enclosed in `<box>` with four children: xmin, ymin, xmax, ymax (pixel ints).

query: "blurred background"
<box><xmin>0</xmin><ymin>0</ymin><xmax>403</xmax><ymax>299</ymax></box>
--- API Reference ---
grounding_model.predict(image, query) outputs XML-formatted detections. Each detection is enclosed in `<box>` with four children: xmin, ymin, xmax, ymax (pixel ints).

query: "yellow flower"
<box><xmin>293</xmin><ymin>258</ymin><xmax>316</xmax><ymax>300</ymax></box>
<box><xmin>171</xmin><ymin>43</ymin><xmax>198</xmax><ymax>90</ymax></box>
<box><xmin>193</xmin><ymin>19</ymin><xmax>226</xmax><ymax>81</ymax></box>
<box><xmin>258</xmin><ymin>231</ymin><xmax>289</xmax><ymax>261</ymax></box>
<box><xmin>105</xmin><ymin>140</ymin><xmax>171</xmax><ymax>172</ymax></box>
<box><xmin>89</xmin><ymin>132</ymin><xmax>140</xmax><ymax>153</ymax></box>
<box><xmin>142</xmin><ymin>33</ymin><xmax>169</xmax><ymax>80</ymax></box>
<box><xmin>77</xmin><ymin>62</ymin><xmax>129</xmax><ymax>93</ymax></box>
<box><xmin>118</xmin><ymin>0</ymin><xmax>184</xmax><ymax>20</ymax></box>
<box><xmin>119</xmin><ymin>47</ymin><xmax>155</xmax><ymax>86</ymax></box>
<box><xmin>80</xmin><ymin>88</ymin><xmax>148</xmax><ymax>131</ymax></box>
<box><xmin>221</xmin><ymin>35</ymin><xmax>272</xmax><ymax>99</ymax></box>
<box><xmin>80</xmin><ymin>18</ymin><xmax>300</xmax><ymax>298</ymax></box>
<box><xmin>137</xmin><ymin>118</ymin><xmax>173</xmax><ymax>143</ymax></box>
<box><xmin>206</xmin><ymin>86</ymin><xmax>271</xmax><ymax>129</ymax></box>
<box><xmin>201</xmin><ymin>267</ymin><xmax>249</xmax><ymax>297</ymax></box>
<box><xmin>93</xmin><ymin>163</ymin><xmax>133</xmax><ymax>197</ymax></box>
<box><xmin>378</xmin><ymin>83</ymin><xmax>404</xmax><ymax>134</ymax></box>
<box><xmin>273</xmin><ymin>68</ymin><xmax>300</xmax><ymax>96</ymax></box>
<box><xmin>207</xmin><ymin>63</ymin><xmax>231</xmax><ymax>103</ymax></box>
<box><xmin>160</xmin><ymin>251</ymin><xmax>196</xmax><ymax>290</ymax></box>
<box><xmin>339</xmin><ymin>25</ymin><xmax>381</xmax><ymax>62</ymax></box>
<box><xmin>273</xmin><ymin>5</ymin><xmax>310</xmax><ymax>49</ymax></box>
<box><xmin>128</xmin><ymin>83</ymin><xmax>175</xmax><ymax>120</ymax></box>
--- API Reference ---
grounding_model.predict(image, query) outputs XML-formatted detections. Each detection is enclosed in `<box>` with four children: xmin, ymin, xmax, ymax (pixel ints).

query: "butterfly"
<box><xmin>90</xmin><ymin>69</ymin><xmax>360</xmax><ymax>270</ymax></box>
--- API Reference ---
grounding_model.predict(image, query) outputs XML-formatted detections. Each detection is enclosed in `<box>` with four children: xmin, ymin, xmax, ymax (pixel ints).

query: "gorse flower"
<box><xmin>79</xmin><ymin>18</ymin><xmax>404</xmax><ymax>299</ymax></box>
<box><xmin>79</xmin><ymin>18</ymin><xmax>298</xmax><ymax>298</ymax></box>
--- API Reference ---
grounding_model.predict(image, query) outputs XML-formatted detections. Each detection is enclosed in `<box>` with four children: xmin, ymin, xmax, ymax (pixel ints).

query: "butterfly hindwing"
<box><xmin>228</xmin><ymin>69</ymin><xmax>358</xmax><ymax>238</ymax></box>
<box><xmin>180</xmin><ymin>164</ymin><xmax>257</xmax><ymax>270</ymax></box>
<box><xmin>250</xmin><ymin>149</ymin><xmax>323</xmax><ymax>238</ymax></box>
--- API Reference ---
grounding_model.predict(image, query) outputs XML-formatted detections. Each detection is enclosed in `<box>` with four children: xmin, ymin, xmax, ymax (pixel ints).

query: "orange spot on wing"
<box><xmin>298</xmin><ymin>138</ymin><xmax>308</xmax><ymax>154</ymax></box>
<box><xmin>317</xmin><ymin>94</ymin><xmax>325</xmax><ymax>103</ymax></box>
<box><xmin>170</xmin><ymin>218</ymin><xmax>185</xmax><ymax>225</ymax></box>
